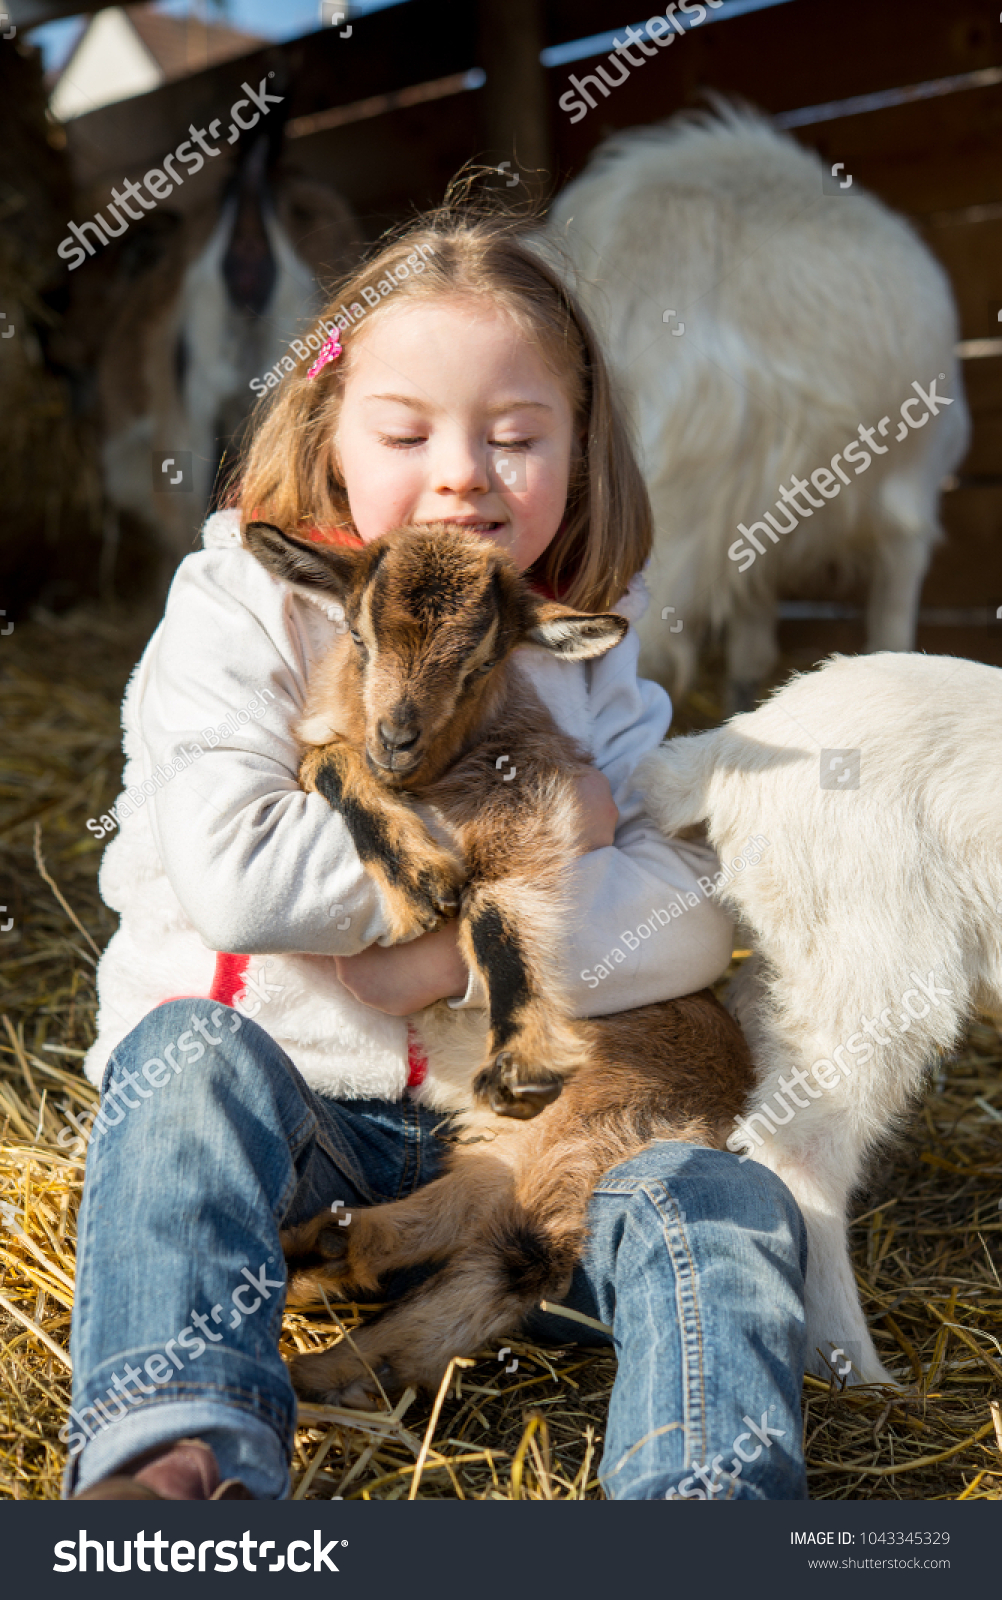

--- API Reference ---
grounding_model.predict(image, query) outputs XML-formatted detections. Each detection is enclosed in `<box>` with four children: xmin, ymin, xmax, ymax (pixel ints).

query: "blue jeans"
<box><xmin>67</xmin><ymin>1001</ymin><xmax>808</xmax><ymax>1500</ymax></box>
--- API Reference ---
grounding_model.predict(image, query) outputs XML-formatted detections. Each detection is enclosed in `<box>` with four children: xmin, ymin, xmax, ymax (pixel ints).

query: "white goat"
<box><xmin>635</xmin><ymin>651</ymin><xmax>1002</xmax><ymax>1383</ymax></box>
<box><xmin>549</xmin><ymin>107</ymin><xmax>970</xmax><ymax>711</ymax></box>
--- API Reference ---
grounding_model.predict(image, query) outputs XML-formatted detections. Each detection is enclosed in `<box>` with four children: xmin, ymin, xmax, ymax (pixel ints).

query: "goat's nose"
<box><xmin>378</xmin><ymin>720</ymin><xmax>419</xmax><ymax>751</ymax></box>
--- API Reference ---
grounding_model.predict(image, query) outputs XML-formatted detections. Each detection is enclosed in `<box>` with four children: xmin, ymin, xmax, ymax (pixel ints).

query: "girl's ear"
<box><xmin>244</xmin><ymin>522</ymin><xmax>366</xmax><ymax>599</ymax></box>
<box><xmin>525</xmin><ymin>600</ymin><xmax>629</xmax><ymax>660</ymax></box>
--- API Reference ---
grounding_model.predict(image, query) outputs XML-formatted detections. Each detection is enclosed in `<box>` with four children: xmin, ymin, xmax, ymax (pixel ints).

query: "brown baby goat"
<box><xmin>245</xmin><ymin>520</ymin><xmax>752</xmax><ymax>1406</ymax></box>
<box><xmin>246</xmin><ymin>518</ymin><xmax>629</xmax><ymax>1116</ymax></box>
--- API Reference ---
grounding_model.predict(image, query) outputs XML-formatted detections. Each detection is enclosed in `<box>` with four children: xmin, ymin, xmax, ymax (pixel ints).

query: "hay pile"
<box><xmin>1</xmin><ymin>609</ymin><xmax>1000</xmax><ymax>1501</ymax></box>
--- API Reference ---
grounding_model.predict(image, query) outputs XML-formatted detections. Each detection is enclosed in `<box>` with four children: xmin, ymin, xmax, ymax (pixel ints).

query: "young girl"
<box><xmin>67</xmin><ymin>209</ymin><xmax>808</xmax><ymax>1502</ymax></box>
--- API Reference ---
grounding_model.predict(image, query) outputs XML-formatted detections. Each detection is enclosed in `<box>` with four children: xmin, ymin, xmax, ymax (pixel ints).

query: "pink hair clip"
<box><xmin>306</xmin><ymin>329</ymin><xmax>342</xmax><ymax>380</ymax></box>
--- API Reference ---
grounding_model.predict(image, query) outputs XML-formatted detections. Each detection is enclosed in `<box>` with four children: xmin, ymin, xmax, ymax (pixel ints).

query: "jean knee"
<box><xmin>601</xmin><ymin>1143</ymin><xmax>807</xmax><ymax>1269</ymax></box>
<box><xmin>97</xmin><ymin>1000</ymin><xmax>297</xmax><ymax>1128</ymax></box>
<box><xmin>601</xmin><ymin>1140</ymin><xmax>737</xmax><ymax>1192</ymax></box>
<box><xmin>744</xmin><ymin>1161</ymin><xmax>808</xmax><ymax>1264</ymax></box>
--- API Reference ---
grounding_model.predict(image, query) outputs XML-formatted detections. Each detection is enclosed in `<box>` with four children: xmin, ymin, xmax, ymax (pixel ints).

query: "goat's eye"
<box><xmin>350</xmin><ymin>630</ymin><xmax>364</xmax><ymax>648</ymax></box>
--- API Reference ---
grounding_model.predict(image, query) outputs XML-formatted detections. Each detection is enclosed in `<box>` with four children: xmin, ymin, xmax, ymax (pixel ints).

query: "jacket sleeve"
<box><xmin>136</xmin><ymin>549</ymin><xmax>395</xmax><ymax>956</ymax></box>
<box><xmin>566</xmin><ymin>622</ymin><xmax>735</xmax><ymax>1013</ymax></box>
<box><xmin>451</xmin><ymin>621</ymin><xmax>734</xmax><ymax>1015</ymax></box>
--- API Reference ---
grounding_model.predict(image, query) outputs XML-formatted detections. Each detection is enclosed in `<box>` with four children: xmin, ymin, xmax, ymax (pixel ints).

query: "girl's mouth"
<box><xmin>438</xmin><ymin>518</ymin><xmax>505</xmax><ymax>535</ymax></box>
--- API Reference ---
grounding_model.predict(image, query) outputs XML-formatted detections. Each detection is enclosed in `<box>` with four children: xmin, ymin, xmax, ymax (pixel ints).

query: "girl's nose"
<box><xmin>430</xmin><ymin>434</ymin><xmax>490</xmax><ymax>497</ymax></box>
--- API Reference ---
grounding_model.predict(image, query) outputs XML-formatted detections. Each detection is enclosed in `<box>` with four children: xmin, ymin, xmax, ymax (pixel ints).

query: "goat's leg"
<box><xmin>289</xmin><ymin>1093</ymin><xmax>637</xmax><ymax>1404</ymax></box>
<box><xmin>633</xmin><ymin>533</ymin><xmax>700</xmax><ymax>697</ymax></box>
<box><xmin>289</xmin><ymin>1100</ymin><xmax>598</xmax><ymax>1402</ymax></box>
<box><xmin>301</xmin><ymin>742</ymin><xmax>465</xmax><ymax>940</ymax></box>
<box><xmin>281</xmin><ymin>1152</ymin><xmax>517</xmax><ymax>1304</ymax></box>
<box><xmin>865</xmin><ymin>522</ymin><xmax>932</xmax><ymax>653</ymax></box>
<box><xmin>459</xmin><ymin>882</ymin><xmax>590</xmax><ymax>1118</ymax></box>
<box><xmin>726</xmin><ymin>604</ymin><xmax>778</xmax><ymax>715</ymax></box>
<box><xmin>758</xmin><ymin>1151</ymin><xmax>895</xmax><ymax>1386</ymax></box>
<box><xmin>289</xmin><ymin>1022</ymin><xmax>744</xmax><ymax>1404</ymax></box>
<box><xmin>289</xmin><ymin>1222</ymin><xmax>575</xmax><ymax>1407</ymax></box>
<box><xmin>732</xmin><ymin>1059</ymin><xmax>898</xmax><ymax>1388</ymax></box>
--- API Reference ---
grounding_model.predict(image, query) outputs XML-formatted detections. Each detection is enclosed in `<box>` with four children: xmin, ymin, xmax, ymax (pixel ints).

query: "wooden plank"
<box><xmin>270</xmin><ymin>93</ymin><xmax>486</xmax><ymax>235</ymax></box>
<box><xmin>70</xmin><ymin>85</ymin><xmax>486</xmax><ymax>231</ymax></box>
<box><xmin>282</xmin><ymin>1</ymin><xmax>478</xmax><ymax>119</ymax></box>
<box><xmin>545</xmin><ymin>0</ymin><xmax>1002</xmax><ymax>119</ymax></box>
<box><xmin>270</xmin><ymin>71</ymin><xmax>1002</xmax><ymax>246</ymax></box>
<box><xmin>66</xmin><ymin>0</ymin><xmax>1002</xmax><ymax>199</ymax></box>
<box><xmin>779</xmin><ymin>85</ymin><xmax>1002</xmax><ymax>218</ymax></box>
<box><xmin>478</xmin><ymin>0</ymin><xmax>552</xmax><ymax>178</ymax></box>
<box><xmin>768</xmin><ymin>482</ymin><xmax>1002</xmax><ymax>608</ymax></box>
<box><xmin>66</xmin><ymin>0</ymin><xmax>479</xmax><ymax>193</ymax></box>
<box><xmin>777</xmin><ymin>482</ymin><xmax>1002</xmax><ymax>668</ymax></box>
<box><xmin>547</xmin><ymin>0</ymin><xmax>1002</xmax><ymax>184</ymax></box>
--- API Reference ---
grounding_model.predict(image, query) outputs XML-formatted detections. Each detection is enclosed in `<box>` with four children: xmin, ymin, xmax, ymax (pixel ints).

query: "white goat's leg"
<box><xmin>634</xmin><ymin>538</ymin><xmax>700</xmax><ymax>695</ymax></box>
<box><xmin>865</xmin><ymin>526</ymin><xmax>932</xmax><ymax>653</ymax></box>
<box><xmin>637</xmin><ymin>618</ymin><xmax>699</xmax><ymax>700</ymax></box>
<box><xmin>725</xmin><ymin>970</ymin><xmax>897</xmax><ymax>1387</ymax></box>
<box><xmin>726</xmin><ymin>604</ymin><xmax>778</xmax><ymax>714</ymax></box>
<box><xmin>754</xmin><ymin>1146</ymin><xmax>895</xmax><ymax>1386</ymax></box>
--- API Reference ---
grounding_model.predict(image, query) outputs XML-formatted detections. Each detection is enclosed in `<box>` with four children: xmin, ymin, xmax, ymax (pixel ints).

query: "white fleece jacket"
<box><xmin>84</xmin><ymin>510</ymin><xmax>733</xmax><ymax>1100</ymax></box>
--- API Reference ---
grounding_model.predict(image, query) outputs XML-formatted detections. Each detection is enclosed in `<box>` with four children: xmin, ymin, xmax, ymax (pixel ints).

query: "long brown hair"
<box><xmin>237</xmin><ymin>194</ymin><xmax>652</xmax><ymax>612</ymax></box>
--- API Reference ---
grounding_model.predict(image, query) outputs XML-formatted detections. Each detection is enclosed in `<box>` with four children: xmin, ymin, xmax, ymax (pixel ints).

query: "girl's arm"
<box><xmin>554</xmin><ymin>621</ymin><xmax>735</xmax><ymax>1013</ymax></box>
<box><xmin>136</xmin><ymin>548</ymin><xmax>400</xmax><ymax>956</ymax></box>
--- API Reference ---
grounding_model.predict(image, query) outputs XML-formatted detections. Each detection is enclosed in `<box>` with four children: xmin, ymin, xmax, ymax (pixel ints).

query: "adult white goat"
<box><xmin>635</xmin><ymin>651</ymin><xmax>1002</xmax><ymax>1383</ymax></box>
<box><xmin>549</xmin><ymin>106</ymin><xmax>970</xmax><ymax>711</ymax></box>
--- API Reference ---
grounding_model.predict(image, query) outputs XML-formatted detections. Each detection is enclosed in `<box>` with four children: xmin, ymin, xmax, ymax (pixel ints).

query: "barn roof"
<box><xmin>48</xmin><ymin>2</ymin><xmax>264</xmax><ymax>120</ymax></box>
<box><xmin>125</xmin><ymin>3</ymin><xmax>264</xmax><ymax>82</ymax></box>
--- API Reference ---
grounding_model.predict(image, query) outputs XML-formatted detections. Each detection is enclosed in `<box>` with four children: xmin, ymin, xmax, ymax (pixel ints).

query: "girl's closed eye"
<box><xmin>377</xmin><ymin>434</ymin><xmax>536</xmax><ymax>452</ymax></box>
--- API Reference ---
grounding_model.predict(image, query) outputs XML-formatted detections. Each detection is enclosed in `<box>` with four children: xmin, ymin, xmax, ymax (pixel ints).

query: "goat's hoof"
<box><xmin>405</xmin><ymin>868</ymin><xmax>464</xmax><ymax>930</ymax></box>
<box><xmin>474</xmin><ymin>1054</ymin><xmax>564</xmax><ymax>1119</ymax></box>
<box><xmin>491</xmin><ymin>1082</ymin><xmax>563</xmax><ymax>1119</ymax></box>
<box><xmin>284</xmin><ymin>1265</ymin><xmax>345</xmax><ymax>1306</ymax></box>
<box><xmin>280</xmin><ymin>1208</ymin><xmax>354</xmax><ymax>1264</ymax></box>
<box><xmin>290</xmin><ymin>1350</ymin><xmax>398</xmax><ymax>1410</ymax></box>
<box><xmin>314</xmin><ymin>1223</ymin><xmax>352</xmax><ymax>1260</ymax></box>
<box><xmin>280</xmin><ymin>1208</ymin><xmax>363</xmax><ymax>1305</ymax></box>
<box><xmin>418</xmin><ymin>863</ymin><xmax>464</xmax><ymax>912</ymax></box>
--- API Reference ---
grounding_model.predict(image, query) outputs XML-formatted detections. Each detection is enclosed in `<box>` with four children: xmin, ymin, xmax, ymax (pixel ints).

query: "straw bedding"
<box><xmin>1</xmin><ymin>609</ymin><xmax>999</xmax><ymax>1501</ymax></box>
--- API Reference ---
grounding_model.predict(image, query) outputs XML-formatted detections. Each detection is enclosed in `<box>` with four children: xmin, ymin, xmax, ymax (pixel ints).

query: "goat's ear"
<box><xmin>244</xmin><ymin>522</ymin><xmax>365</xmax><ymax>598</ymax></box>
<box><xmin>525</xmin><ymin>601</ymin><xmax>629</xmax><ymax>660</ymax></box>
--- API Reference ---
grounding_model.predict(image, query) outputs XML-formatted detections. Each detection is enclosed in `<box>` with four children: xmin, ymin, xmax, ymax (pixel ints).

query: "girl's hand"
<box><xmin>573</xmin><ymin>767</ymin><xmax>618</xmax><ymax>852</ymax></box>
<box><xmin>334</xmin><ymin>922</ymin><xmax>469</xmax><ymax>1016</ymax></box>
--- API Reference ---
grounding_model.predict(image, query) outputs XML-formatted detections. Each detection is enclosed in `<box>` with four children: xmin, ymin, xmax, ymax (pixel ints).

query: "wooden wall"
<box><xmin>61</xmin><ymin>0</ymin><xmax>1002</xmax><ymax>662</ymax></box>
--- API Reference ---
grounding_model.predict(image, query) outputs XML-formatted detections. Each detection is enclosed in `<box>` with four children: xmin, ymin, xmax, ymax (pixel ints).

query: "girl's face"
<box><xmin>334</xmin><ymin>296</ymin><xmax>575</xmax><ymax>571</ymax></box>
